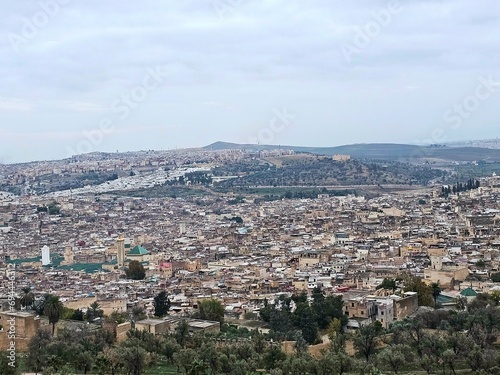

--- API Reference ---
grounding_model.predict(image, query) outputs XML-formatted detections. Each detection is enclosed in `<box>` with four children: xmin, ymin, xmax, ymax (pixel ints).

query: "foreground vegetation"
<box><xmin>6</xmin><ymin>286</ymin><xmax>500</xmax><ymax>375</ymax></box>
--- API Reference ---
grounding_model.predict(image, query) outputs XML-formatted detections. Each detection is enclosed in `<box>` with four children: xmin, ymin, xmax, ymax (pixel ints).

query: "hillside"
<box><xmin>204</xmin><ymin>142</ymin><xmax>500</xmax><ymax>162</ymax></box>
<box><xmin>213</xmin><ymin>157</ymin><xmax>445</xmax><ymax>188</ymax></box>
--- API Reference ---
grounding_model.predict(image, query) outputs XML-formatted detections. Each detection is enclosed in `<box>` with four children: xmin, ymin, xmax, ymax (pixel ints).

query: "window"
<box><xmin>361</xmin><ymin>311</ymin><xmax>364</xmax><ymax>315</ymax></box>
<box><xmin>381</xmin><ymin>311</ymin><xmax>384</xmax><ymax>315</ymax></box>
<box><xmin>352</xmin><ymin>303</ymin><xmax>354</xmax><ymax>307</ymax></box>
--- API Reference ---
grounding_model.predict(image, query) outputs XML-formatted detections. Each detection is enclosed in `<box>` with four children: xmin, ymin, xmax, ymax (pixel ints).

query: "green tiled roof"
<box><xmin>8</xmin><ymin>256</ymin><xmax>41</xmax><ymax>265</ymax></box>
<box><xmin>127</xmin><ymin>245</ymin><xmax>150</xmax><ymax>255</ymax></box>
<box><xmin>8</xmin><ymin>254</ymin><xmax>63</xmax><ymax>266</ymax></box>
<box><xmin>460</xmin><ymin>287</ymin><xmax>478</xmax><ymax>297</ymax></box>
<box><xmin>58</xmin><ymin>263</ymin><xmax>109</xmax><ymax>273</ymax></box>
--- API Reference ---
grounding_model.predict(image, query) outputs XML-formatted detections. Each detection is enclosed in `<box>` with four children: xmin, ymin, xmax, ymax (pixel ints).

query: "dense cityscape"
<box><xmin>1</xmin><ymin>146</ymin><xmax>500</xmax><ymax>374</ymax></box>
<box><xmin>3</xmin><ymin>0</ymin><xmax>500</xmax><ymax>373</ymax></box>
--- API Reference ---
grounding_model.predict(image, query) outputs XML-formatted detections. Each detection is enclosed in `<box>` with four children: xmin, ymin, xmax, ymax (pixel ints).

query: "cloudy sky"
<box><xmin>1</xmin><ymin>0</ymin><xmax>500</xmax><ymax>162</ymax></box>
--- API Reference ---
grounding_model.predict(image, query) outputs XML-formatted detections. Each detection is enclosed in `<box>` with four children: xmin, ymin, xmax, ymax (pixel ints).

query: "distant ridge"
<box><xmin>204</xmin><ymin>141</ymin><xmax>500</xmax><ymax>162</ymax></box>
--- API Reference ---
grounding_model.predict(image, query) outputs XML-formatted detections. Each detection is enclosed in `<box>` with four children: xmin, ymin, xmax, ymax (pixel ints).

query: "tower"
<box><xmin>179</xmin><ymin>222</ymin><xmax>186</xmax><ymax>235</ymax></box>
<box><xmin>41</xmin><ymin>245</ymin><xmax>50</xmax><ymax>266</ymax></box>
<box><xmin>117</xmin><ymin>236</ymin><xmax>125</xmax><ymax>267</ymax></box>
<box><xmin>63</xmin><ymin>245</ymin><xmax>74</xmax><ymax>265</ymax></box>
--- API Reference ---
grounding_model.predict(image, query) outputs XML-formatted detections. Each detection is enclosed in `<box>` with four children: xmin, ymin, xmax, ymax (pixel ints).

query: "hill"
<box><xmin>204</xmin><ymin>142</ymin><xmax>500</xmax><ymax>162</ymax></box>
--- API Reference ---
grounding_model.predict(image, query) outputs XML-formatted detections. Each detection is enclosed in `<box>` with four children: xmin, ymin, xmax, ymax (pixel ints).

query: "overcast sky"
<box><xmin>1</xmin><ymin>0</ymin><xmax>500</xmax><ymax>162</ymax></box>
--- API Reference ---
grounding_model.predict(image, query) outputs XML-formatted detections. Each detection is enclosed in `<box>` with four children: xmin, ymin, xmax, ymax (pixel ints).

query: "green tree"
<box><xmin>292</xmin><ymin>302</ymin><xmax>318</xmax><ymax>344</ymax></box>
<box><xmin>402</xmin><ymin>274</ymin><xmax>433</xmax><ymax>306</ymax></box>
<box><xmin>311</xmin><ymin>287</ymin><xmax>346</xmax><ymax>329</ymax></box>
<box><xmin>130</xmin><ymin>306</ymin><xmax>147</xmax><ymax>327</ymax></box>
<box><xmin>175</xmin><ymin>320</ymin><xmax>190</xmax><ymax>348</ymax></box>
<box><xmin>263</xmin><ymin>345</ymin><xmax>286</xmax><ymax>370</ymax></box>
<box><xmin>327</xmin><ymin>318</ymin><xmax>342</xmax><ymax>340</ymax></box>
<box><xmin>43</xmin><ymin>294</ymin><xmax>64</xmax><ymax>335</ymax></box>
<box><xmin>377</xmin><ymin>345</ymin><xmax>412</xmax><ymax>374</ymax></box>
<box><xmin>20</xmin><ymin>287</ymin><xmax>34</xmax><ymax>309</ymax></box>
<box><xmin>26</xmin><ymin>329</ymin><xmax>52</xmax><ymax>373</ymax></box>
<box><xmin>431</xmin><ymin>282</ymin><xmax>442</xmax><ymax>308</ymax></box>
<box><xmin>353</xmin><ymin>322</ymin><xmax>383</xmax><ymax>362</ymax></box>
<box><xmin>73</xmin><ymin>349</ymin><xmax>94</xmax><ymax>375</ymax></box>
<box><xmin>153</xmin><ymin>291</ymin><xmax>171</xmax><ymax>317</ymax></box>
<box><xmin>125</xmin><ymin>260</ymin><xmax>146</xmax><ymax>280</ymax></box>
<box><xmin>195</xmin><ymin>299</ymin><xmax>224</xmax><ymax>323</ymax></box>
<box><xmin>0</xmin><ymin>354</ymin><xmax>18</xmax><ymax>375</ymax></box>
<box><xmin>163</xmin><ymin>338</ymin><xmax>181</xmax><ymax>364</ymax></box>
<box><xmin>102</xmin><ymin>347</ymin><xmax>124</xmax><ymax>375</ymax></box>
<box><xmin>119</xmin><ymin>342</ymin><xmax>151</xmax><ymax>375</ymax></box>
<box><xmin>491</xmin><ymin>272</ymin><xmax>500</xmax><ymax>282</ymax></box>
<box><xmin>376</xmin><ymin>278</ymin><xmax>397</xmax><ymax>291</ymax></box>
<box><xmin>86</xmin><ymin>301</ymin><xmax>104</xmax><ymax>322</ymax></box>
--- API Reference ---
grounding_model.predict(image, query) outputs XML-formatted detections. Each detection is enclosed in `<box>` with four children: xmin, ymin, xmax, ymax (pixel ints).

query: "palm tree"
<box><xmin>87</xmin><ymin>301</ymin><xmax>103</xmax><ymax>322</ymax></box>
<box><xmin>20</xmin><ymin>287</ymin><xmax>34</xmax><ymax>309</ymax></box>
<box><xmin>431</xmin><ymin>282</ymin><xmax>442</xmax><ymax>308</ymax></box>
<box><xmin>43</xmin><ymin>295</ymin><xmax>64</xmax><ymax>335</ymax></box>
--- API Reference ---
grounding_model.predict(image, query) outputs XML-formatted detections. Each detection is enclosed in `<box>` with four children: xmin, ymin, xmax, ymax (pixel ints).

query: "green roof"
<box><xmin>127</xmin><ymin>245</ymin><xmax>150</xmax><ymax>256</ymax></box>
<box><xmin>460</xmin><ymin>287</ymin><xmax>478</xmax><ymax>297</ymax></box>
<box><xmin>58</xmin><ymin>263</ymin><xmax>109</xmax><ymax>273</ymax></box>
<box><xmin>8</xmin><ymin>254</ymin><xmax>63</xmax><ymax>266</ymax></box>
<box><xmin>8</xmin><ymin>256</ymin><xmax>41</xmax><ymax>265</ymax></box>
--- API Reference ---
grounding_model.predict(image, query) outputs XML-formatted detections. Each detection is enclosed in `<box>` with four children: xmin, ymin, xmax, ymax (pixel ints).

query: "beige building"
<box><xmin>0</xmin><ymin>311</ymin><xmax>47</xmax><ymax>351</ymax></box>
<box><xmin>298</xmin><ymin>251</ymin><xmax>321</xmax><ymax>268</ymax></box>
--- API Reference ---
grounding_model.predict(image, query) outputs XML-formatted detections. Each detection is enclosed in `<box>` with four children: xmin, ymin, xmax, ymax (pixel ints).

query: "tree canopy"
<box><xmin>153</xmin><ymin>291</ymin><xmax>171</xmax><ymax>317</ymax></box>
<box><xmin>125</xmin><ymin>260</ymin><xmax>146</xmax><ymax>280</ymax></box>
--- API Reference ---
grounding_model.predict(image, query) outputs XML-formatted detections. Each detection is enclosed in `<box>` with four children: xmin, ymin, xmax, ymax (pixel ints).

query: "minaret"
<box><xmin>117</xmin><ymin>236</ymin><xmax>125</xmax><ymax>267</ymax></box>
<box><xmin>63</xmin><ymin>245</ymin><xmax>74</xmax><ymax>265</ymax></box>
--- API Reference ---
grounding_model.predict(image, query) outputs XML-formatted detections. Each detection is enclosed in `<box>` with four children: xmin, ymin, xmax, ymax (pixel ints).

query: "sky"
<box><xmin>1</xmin><ymin>0</ymin><xmax>500</xmax><ymax>163</ymax></box>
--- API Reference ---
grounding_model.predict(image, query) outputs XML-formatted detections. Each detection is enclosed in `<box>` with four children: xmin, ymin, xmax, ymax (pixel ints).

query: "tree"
<box><xmin>325</xmin><ymin>351</ymin><xmax>354</xmax><ymax>375</ymax></box>
<box><xmin>292</xmin><ymin>302</ymin><xmax>318</xmax><ymax>344</ymax></box>
<box><xmin>34</xmin><ymin>293</ymin><xmax>51</xmax><ymax>315</ymax></box>
<box><xmin>0</xmin><ymin>353</ymin><xmax>18</xmax><ymax>375</ymax></box>
<box><xmin>327</xmin><ymin>318</ymin><xmax>342</xmax><ymax>341</ymax></box>
<box><xmin>153</xmin><ymin>291</ymin><xmax>171</xmax><ymax>317</ymax></box>
<box><xmin>26</xmin><ymin>329</ymin><xmax>52</xmax><ymax>373</ymax></box>
<box><xmin>102</xmin><ymin>347</ymin><xmax>124</xmax><ymax>375</ymax></box>
<box><xmin>402</xmin><ymin>274</ymin><xmax>433</xmax><ymax>306</ymax></box>
<box><xmin>491</xmin><ymin>272</ymin><xmax>500</xmax><ymax>282</ymax></box>
<box><xmin>195</xmin><ymin>299</ymin><xmax>224</xmax><ymax>323</ymax></box>
<box><xmin>71</xmin><ymin>308</ymin><xmax>85</xmax><ymax>321</ymax></box>
<box><xmin>431</xmin><ymin>282</ymin><xmax>442</xmax><ymax>308</ymax></box>
<box><xmin>311</xmin><ymin>288</ymin><xmax>346</xmax><ymax>329</ymax></box>
<box><xmin>73</xmin><ymin>349</ymin><xmax>94</xmax><ymax>375</ymax></box>
<box><xmin>175</xmin><ymin>320</ymin><xmax>190</xmax><ymax>348</ymax></box>
<box><xmin>263</xmin><ymin>345</ymin><xmax>287</xmax><ymax>370</ymax></box>
<box><xmin>377</xmin><ymin>345</ymin><xmax>412</xmax><ymax>374</ymax></box>
<box><xmin>125</xmin><ymin>261</ymin><xmax>146</xmax><ymax>280</ymax></box>
<box><xmin>20</xmin><ymin>287</ymin><xmax>34</xmax><ymax>309</ymax></box>
<box><xmin>376</xmin><ymin>278</ymin><xmax>397</xmax><ymax>291</ymax></box>
<box><xmin>353</xmin><ymin>322</ymin><xmax>383</xmax><ymax>362</ymax></box>
<box><xmin>163</xmin><ymin>338</ymin><xmax>181</xmax><ymax>364</ymax></box>
<box><xmin>119</xmin><ymin>341</ymin><xmax>151</xmax><ymax>375</ymax></box>
<box><xmin>476</xmin><ymin>260</ymin><xmax>486</xmax><ymax>269</ymax></box>
<box><xmin>130</xmin><ymin>306</ymin><xmax>147</xmax><ymax>327</ymax></box>
<box><xmin>43</xmin><ymin>294</ymin><xmax>64</xmax><ymax>335</ymax></box>
<box><xmin>86</xmin><ymin>301</ymin><xmax>104</xmax><ymax>322</ymax></box>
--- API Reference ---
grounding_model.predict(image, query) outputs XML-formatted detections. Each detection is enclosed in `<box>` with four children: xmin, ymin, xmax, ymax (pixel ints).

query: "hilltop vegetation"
<box><xmin>214</xmin><ymin>157</ymin><xmax>445</xmax><ymax>187</ymax></box>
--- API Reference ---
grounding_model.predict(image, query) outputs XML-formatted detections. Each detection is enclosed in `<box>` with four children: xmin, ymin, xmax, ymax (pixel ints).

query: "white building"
<box><xmin>41</xmin><ymin>245</ymin><xmax>51</xmax><ymax>266</ymax></box>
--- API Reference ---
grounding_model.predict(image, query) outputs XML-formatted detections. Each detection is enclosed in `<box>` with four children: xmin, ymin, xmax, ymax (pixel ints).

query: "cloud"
<box><xmin>1</xmin><ymin>0</ymin><xmax>500</xmax><ymax>162</ymax></box>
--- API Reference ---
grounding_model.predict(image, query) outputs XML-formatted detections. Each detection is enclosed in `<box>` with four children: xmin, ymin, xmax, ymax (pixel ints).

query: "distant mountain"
<box><xmin>204</xmin><ymin>142</ymin><xmax>500</xmax><ymax>162</ymax></box>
